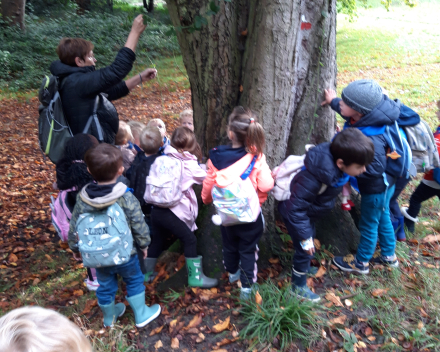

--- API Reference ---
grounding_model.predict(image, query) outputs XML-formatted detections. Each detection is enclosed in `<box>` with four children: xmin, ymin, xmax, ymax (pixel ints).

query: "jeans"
<box><xmin>95</xmin><ymin>254</ymin><xmax>145</xmax><ymax>305</ymax></box>
<box><xmin>357</xmin><ymin>184</ymin><xmax>396</xmax><ymax>262</ymax></box>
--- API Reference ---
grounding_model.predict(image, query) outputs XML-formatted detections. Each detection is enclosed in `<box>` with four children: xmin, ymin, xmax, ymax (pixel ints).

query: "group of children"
<box><xmin>55</xmin><ymin>79</ymin><xmax>440</xmax><ymax>328</ymax></box>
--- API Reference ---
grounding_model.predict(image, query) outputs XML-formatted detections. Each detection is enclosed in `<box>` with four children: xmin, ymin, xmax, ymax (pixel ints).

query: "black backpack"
<box><xmin>38</xmin><ymin>75</ymin><xmax>73</xmax><ymax>164</ymax></box>
<box><xmin>38</xmin><ymin>75</ymin><xmax>105</xmax><ymax>164</ymax></box>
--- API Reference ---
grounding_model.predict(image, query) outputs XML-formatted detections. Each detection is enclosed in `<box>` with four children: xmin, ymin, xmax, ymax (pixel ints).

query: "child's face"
<box><xmin>337</xmin><ymin>160</ymin><xmax>366</xmax><ymax>177</ymax></box>
<box><xmin>339</xmin><ymin>100</ymin><xmax>363</xmax><ymax>122</ymax></box>
<box><xmin>180</xmin><ymin>115</ymin><xmax>194</xmax><ymax>132</ymax></box>
<box><xmin>151</xmin><ymin>121</ymin><xmax>166</xmax><ymax>138</ymax></box>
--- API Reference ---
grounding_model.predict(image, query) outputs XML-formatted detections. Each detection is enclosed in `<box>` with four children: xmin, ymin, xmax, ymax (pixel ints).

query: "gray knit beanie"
<box><xmin>341</xmin><ymin>79</ymin><xmax>383</xmax><ymax>115</ymax></box>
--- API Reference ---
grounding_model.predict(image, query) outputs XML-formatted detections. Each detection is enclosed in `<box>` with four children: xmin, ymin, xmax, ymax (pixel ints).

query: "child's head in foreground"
<box><xmin>85</xmin><ymin>143</ymin><xmax>124</xmax><ymax>183</ymax></box>
<box><xmin>0</xmin><ymin>306</ymin><xmax>93</xmax><ymax>352</ymax></box>
<box><xmin>171</xmin><ymin>126</ymin><xmax>202</xmax><ymax>162</ymax></box>
<box><xmin>127</xmin><ymin>121</ymin><xmax>146</xmax><ymax>146</ymax></box>
<box><xmin>330</xmin><ymin>127</ymin><xmax>374</xmax><ymax>177</ymax></box>
<box><xmin>115</xmin><ymin>120</ymin><xmax>134</xmax><ymax>146</ymax></box>
<box><xmin>147</xmin><ymin>118</ymin><xmax>166</xmax><ymax>138</ymax></box>
<box><xmin>179</xmin><ymin>109</ymin><xmax>194</xmax><ymax>132</ymax></box>
<box><xmin>140</xmin><ymin>127</ymin><xmax>163</xmax><ymax>156</ymax></box>
<box><xmin>340</xmin><ymin>79</ymin><xmax>383</xmax><ymax>122</ymax></box>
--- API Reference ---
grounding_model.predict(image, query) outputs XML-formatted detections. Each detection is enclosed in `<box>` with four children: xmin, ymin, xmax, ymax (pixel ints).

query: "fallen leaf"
<box><xmin>422</xmin><ymin>234</ymin><xmax>440</xmax><ymax>243</ymax></box>
<box><xmin>420</xmin><ymin>308</ymin><xmax>429</xmax><ymax>318</ymax></box>
<box><xmin>367</xmin><ymin>336</ymin><xmax>376</xmax><ymax>341</ymax></box>
<box><xmin>268</xmin><ymin>257</ymin><xmax>279</xmax><ymax>264</ymax></box>
<box><xmin>81</xmin><ymin>299</ymin><xmax>97</xmax><ymax>314</ymax></box>
<box><xmin>371</xmin><ymin>288</ymin><xmax>389</xmax><ymax>297</ymax></box>
<box><xmin>216</xmin><ymin>337</ymin><xmax>239</xmax><ymax>347</ymax></box>
<box><xmin>255</xmin><ymin>291</ymin><xmax>263</xmax><ymax>306</ymax></box>
<box><xmin>314</xmin><ymin>238</ymin><xmax>321</xmax><ymax>250</ymax></box>
<box><xmin>325</xmin><ymin>292</ymin><xmax>343</xmax><ymax>307</ymax></box>
<box><xmin>418</xmin><ymin>321</ymin><xmax>424</xmax><ymax>330</ymax></box>
<box><xmin>73</xmin><ymin>289</ymin><xmax>84</xmax><ymax>296</ymax></box>
<box><xmin>357</xmin><ymin>341</ymin><xmax>367</xmax><ymax>348</ymax></box>
<box><xmin>196</xmin><ymin>333</ymin><xmax>205</xmax><ymax>343</ymax></box>
<box><xmin>365</xmin><ymin>326</ymin><xmax>373</xmax><ymax>336</ymax></box>
<box><xmin>154</xmin><ymin>340</ymin><xmax>163</xmax><ymax>349</ymax></box>
<box><xmin>187</xmin><ymin>328</ymin><xmax>200</xmax><ymax>334</ymax></box>
<box><xmin>8</xmin><ymin>253</ymin><xmax>18</xmax><ymax>263</ymax></box>
<box><xmin>32</xmin><ymin>278</ymin><xmax>40</xmax><ymax>286</ymax></box>
<box><xmin>391</xmin><ymin>337</ymin><xmax>399</xmax><ymax>345</ymax></box>
<box><xmin>45</xmin><ymin>254</ymin><xmax>52</xmax><ymax>261</ymax></box>
<box><xmin>149</xmin><ymin>324</ymin><xmax>165</xmax><ymax>336</ymax></box>
<box><xmin>183</xmin><ymin>314</ymin><xmax>203</xmax><ymax>330</ymax></box>
<box><xmin>330</xmin><ymin>314</ymin><xmax>347</xmax><ymax>325</ymax></box>
<box><xmin>344</xmin><ymin>299</ymin><xmax>353</xmax><ymax>307</ymax></box>
<box><xmin>171</xmin><ymin>337</ymin><xmax>179</xmax><ymax>349</ymax></box>
<box><xmin>212</xmin><ymin>316</ymin><xmax>231</xmax><ymax>333</ymax></box>
<box><xmin>315</xmin><ymin>266</ymin><xmax>327</xmax><ymax>278</ymax></box>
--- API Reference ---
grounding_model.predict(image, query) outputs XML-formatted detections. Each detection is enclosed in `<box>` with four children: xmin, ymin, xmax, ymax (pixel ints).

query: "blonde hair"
<box><xmin>0</xmin><ymin>306</ymin><xmax>93</xmax><ymax>352</ymax></box>
<box><xmin>146</xmin><ymin>119</ymin><xmax>166</xmax><ymax>138</ymax></box>
<box><xmin>179</xmin><ymin>109</ymin><xmax>193</xmax><ymax>120</ymax></box>
<box><xmin>115</xmin><ymin>121</ymin><xmax>133</xmax><ymax>146</ymax></box>
<box><xmin>127</xmin><ymin>121</ymin><xmax>146</xmax><ymax>143</ymax></box>
<box><xmin>140</xmin><ymin>127</ymin><xmax>162</xmax><ymax>154</ymax></box>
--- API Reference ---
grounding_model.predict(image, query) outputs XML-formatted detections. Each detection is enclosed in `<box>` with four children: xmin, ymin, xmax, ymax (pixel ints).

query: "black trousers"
<box><xmin>148</xmin><ymin>207</ymin><xmax>197</xmax><ymax>258</ymax></box>
<box><xmin>407</xmin><ymin>182</ymin><xmax>440</xmax><ymax>219</ymax></box>
<box><xmin>221</xmin><ymin>214</ymin><xmax>263</xmax><ymax>289</ymax></box>
<box><xmin>283</xmin><ymin>218</ymin><xmax>316</xmax><ymax>274</ymax></box>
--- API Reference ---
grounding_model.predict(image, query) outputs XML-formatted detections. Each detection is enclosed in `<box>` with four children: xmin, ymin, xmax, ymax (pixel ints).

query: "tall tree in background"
<box><xmin>160</xmin><ymin>0</ymin><xmax>363</xmax><ymax>277</ymax></box>
<box><xmin>1</xmin><ymin>0</ymin><xmax>26</xmax><ymax>30</ymax></box>
<box><xmin>143</xmin><ymin>0</ymin><xmax>154</xmax><ymax>12</ymax></box>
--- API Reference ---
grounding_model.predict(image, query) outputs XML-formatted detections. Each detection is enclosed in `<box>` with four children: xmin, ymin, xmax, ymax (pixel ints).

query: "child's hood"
<box><xmin>352</xmin><ymin>95</ymin><xmax>400</xmax><ymax>129</ymax></box>
<box><xmin>209</xmin><ymin>145</ymin><xmax>247</xmax><ymax>171</ymax></box>
<box><xmin>80</xmin><ymin>182</ymin><xmax>127</xmax><ymax>209</ymax></box>
<box><xmin>164</xmin><ymin>144</ymin><xmax>198</xmax><ymax>162</ymax></box>
<box><xmin>304</xmin><ymin>142</ymin><xmax>344</xmax><ymax>186</ymax></box>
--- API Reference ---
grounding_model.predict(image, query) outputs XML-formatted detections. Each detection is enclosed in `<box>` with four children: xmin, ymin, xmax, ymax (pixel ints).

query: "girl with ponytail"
<box><xmin>201</xmin><ymin>107</ymin><xmax>274</xmax><ymax>299</ymax></box>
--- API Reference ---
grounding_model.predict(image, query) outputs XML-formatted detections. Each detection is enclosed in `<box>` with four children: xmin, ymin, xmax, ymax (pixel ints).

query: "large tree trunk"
<box><xmin>1</xmin><ymin>0</ymin><xmax>26</xmax><ymax>31</ymax></box>
<box><xmin>164</xmin><ymin>0</ymin><xmax>360</xmax><ymax>282</ymax></box>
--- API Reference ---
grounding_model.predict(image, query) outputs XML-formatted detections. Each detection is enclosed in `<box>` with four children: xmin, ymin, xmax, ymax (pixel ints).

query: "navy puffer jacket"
<box><xmin>331</xmin><ymin>95</ymin><xmax>400</xmax><ymax>194</ymax></box>
<box><xmin>278</xmin><ymin>142</ymin><xmax>345</xmax><ymax>241</ymax></box>
<box><xmin>50</xmin><ymin>47</ymin><xmax>136</xmax><ymax>144</ymax></box>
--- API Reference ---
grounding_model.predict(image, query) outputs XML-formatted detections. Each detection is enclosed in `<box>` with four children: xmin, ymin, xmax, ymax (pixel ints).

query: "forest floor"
<box><xmin>2</xmin><ymin>1</ymin><xmax>440</xmax><ymax>352</ymax></box>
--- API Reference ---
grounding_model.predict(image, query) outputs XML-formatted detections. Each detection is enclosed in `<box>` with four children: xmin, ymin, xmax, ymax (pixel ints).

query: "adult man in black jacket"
<box><xmin>50</xmin><ymin>15</ymin><xmax>156</xmax><ymax>144</ymax></box>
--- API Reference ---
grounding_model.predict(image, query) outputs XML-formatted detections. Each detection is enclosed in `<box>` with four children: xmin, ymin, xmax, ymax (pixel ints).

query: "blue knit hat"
<box><xmin>341</xmin><ymin>79</ymin><xmax>383</xmax><ymax>115</ymax></box>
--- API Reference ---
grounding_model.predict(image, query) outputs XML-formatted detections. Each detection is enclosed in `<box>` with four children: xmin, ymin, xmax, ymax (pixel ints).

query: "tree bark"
<box><xmin>1</xmin><ymin>0</ymin><xmax>26</xmax><ymax>31</ymax></box>
<box><xmin>164</xmin><ymin>0</ymin><xmax>358</xmax><ymax>281</ymax></box>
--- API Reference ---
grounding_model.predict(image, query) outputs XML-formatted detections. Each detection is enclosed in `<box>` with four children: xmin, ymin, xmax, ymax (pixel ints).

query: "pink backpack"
<box><xmin>50</xmin><ymin>189</ymin><xmax>74</xmax><ymax>242</ymax></box>
<box><xmin>143</xmin><ymin>155</ymin><xmax>183</xmax><ymax>208</ymax></box>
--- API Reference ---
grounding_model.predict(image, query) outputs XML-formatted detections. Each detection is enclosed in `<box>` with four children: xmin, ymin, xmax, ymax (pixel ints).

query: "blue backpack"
<box><xmin>76</xmin><ymin>202</ymin><xmax>133</xmax><ymax>268</ymax></box>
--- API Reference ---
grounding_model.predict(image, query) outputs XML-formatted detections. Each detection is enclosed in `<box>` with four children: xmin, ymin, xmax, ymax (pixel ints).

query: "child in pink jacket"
<box><xmin>146</xmin><ymin>127</ymin><xmax>218</xmax><ymax>288</ymax></box>
<box><xmin>202</xmin><ymin>107</ymin><xmax>274</xmax><ymax>299</ymax></box>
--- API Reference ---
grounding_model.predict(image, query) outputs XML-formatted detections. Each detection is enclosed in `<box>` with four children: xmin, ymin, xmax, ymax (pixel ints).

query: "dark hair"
<box><xmin>170</xmin><ymin>127</ymin><xmax>202</xmax><ymax>162</ymax></box>
<box><xmin>56</xmin><ymin>134</ymin><xmax>99</xmax><ymax>190</ymax></box>
<box><xmin>140</xmin><ymin>127</ymin><xmax>162</xmax><ymax>154</ymax></box>
<box><xmin>228</xmin><ymin>106</ymin><xmax>265</xmax><ymax>155</ymax></box>
<box><xmin>56</xmin><ymin>38</ymin><xmax>94</xmax><ymax>67</ymax></box>
<box><xmin>84</xmin><ymin>143</ymin><xmax>123</xmax><ymax>182</ymax></box>
<box><xmin>330</xmin><ymin>128</ymin><xmax>375</xmax><ymax>166</ymax></box>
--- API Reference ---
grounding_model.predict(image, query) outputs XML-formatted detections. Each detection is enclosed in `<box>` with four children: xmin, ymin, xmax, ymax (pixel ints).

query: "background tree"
<box><xmin>143</xmin><ymin>0</ymin><xmax>154</xmax><ymax>13</ymax></box>
<box><xmin>159</xmin><ymin>0</ymin><xmax>363</xmax><ymax>283</ymax></box>
<box><xmin>1</xmin><ymin>0</ymin><xmax>26</xmax><ymax>30</ymax></box>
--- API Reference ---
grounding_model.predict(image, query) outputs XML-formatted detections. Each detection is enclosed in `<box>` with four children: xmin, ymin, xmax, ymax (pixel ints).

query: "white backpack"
<box><xmin>144</xmin><ymin>155</ymin><xmax>183</xmax><ymax>208</ymax></box>
<box><xmin>212</xmin><ymin>156</ymin><xmax>261</xmax><ymax>227</ymax></box>
<box><xmin>271</xmin><ymin>145</ymin><xmax>326</xmax><ymax>201</ymax></box>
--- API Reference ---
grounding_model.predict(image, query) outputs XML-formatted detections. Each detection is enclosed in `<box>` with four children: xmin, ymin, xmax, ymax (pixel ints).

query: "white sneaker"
<box><xmin>85</xmin><ymin>279</ymin><xmax>99</xmax><ymax>291</ymax></box>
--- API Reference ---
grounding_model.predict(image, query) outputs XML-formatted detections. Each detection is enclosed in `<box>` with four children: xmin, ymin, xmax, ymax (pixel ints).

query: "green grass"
<box><xmin>336</xmin><ymin>0</ymin><xmax>440</xmax><ymax>127</ymax></box>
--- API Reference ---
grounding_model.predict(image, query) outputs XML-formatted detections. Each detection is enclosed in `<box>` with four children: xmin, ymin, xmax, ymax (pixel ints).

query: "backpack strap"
<box><xmin>82</xmin><ymin>95</ymin><xmax>104</xmax><ymax>142</ymax></box>
<box><xmin>240</xmin><ymin>155</ymin><xmax>258</xmax><ymax>180</ymax></box>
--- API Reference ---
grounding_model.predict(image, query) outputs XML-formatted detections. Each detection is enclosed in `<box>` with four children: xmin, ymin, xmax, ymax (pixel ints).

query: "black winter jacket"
<box><xmin>331</xmin><ymin>95</ymin><xmax>399</xmax><ymax>194</ymax></box>
<box><xmin>278</xmin><ymin>143</ymin><xmax>345</xmax><ymax>241</ymax></box>
<box><xmin>50</xmin><ymin>47</ymin><xmax>136</xmax><ymax>144</ymax></box>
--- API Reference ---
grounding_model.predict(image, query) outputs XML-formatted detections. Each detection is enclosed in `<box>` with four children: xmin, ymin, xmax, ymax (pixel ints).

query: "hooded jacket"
<box><xmin>201</xmin><ymin>145</ymin><xmax>274</xmax><ymax>206</ymax></box>
<box><xmin>331</xmin><ymin>95</ymin><xmax>401</xmax><ymax>194</ymax></box>
<box><xmin>50</xmin><ymin>47</ymin><xmax>136</xmax><ymax>144</ymax></box>
<box><xmin>165</xmin><ymin>145</ymin><xmax>207</xmax><ymax>232</ymax></box>
<box><xmin>278</xmin><ymin>142</ymin><xmax>346</xmax><ymax>241</ymax></box>
<box><xmin>67</xmin><ymin>182</ymin><xmax>150</xmax><ymax>255</ymax></box>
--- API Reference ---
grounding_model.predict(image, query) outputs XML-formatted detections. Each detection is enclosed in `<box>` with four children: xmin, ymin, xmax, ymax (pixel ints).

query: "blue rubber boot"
<box><xmin>98</xmin><ymin>301</ymin><xmax>126</xmax><ymax>327</ymax></box>
<box><xmin>395</xmin><ymin>216</ymin><xmax>406</xmax><ymax>241</ymax></box>
<box><xmin>126</xmin><ymin>292</ymin><xmax>161</xmax><ymax>328</ymax></box>
<box><xmin>291</xmin><ymin>269</ymin><xmax>320</xmax><ymax>302</ymax></box>
<box><xmin>229</xmin><ymin>269</ymin><xmax>241</xmax><ymax>283</ymax></box>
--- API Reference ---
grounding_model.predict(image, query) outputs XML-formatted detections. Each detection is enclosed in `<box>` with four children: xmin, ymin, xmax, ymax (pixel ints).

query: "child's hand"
<box><xmin>72</xmin><ymin>252</ymin><xmax>82</xmax><ymax>261</ymax></box>
<box><xmin>305</xmin><ymin>247</ymin><xmax>315</xmax><ymax>256</ymax></box>
<box><xmin>141</xmin><ymin>247</ymin><xmax>149</xmax><ymax>259</ymax></box>
<box><xmin>140</xmin><ymin>68</ymin><xmax>157</xmax><ymax>82</ymax></box>
<box><xmin>321</xmin><ymin>89</ymin><xmax>337</xmax><ymax>106</ymax></box>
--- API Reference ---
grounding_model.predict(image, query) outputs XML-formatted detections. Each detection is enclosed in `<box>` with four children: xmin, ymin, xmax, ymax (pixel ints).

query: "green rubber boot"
<box><xmin>126</xmin><ymin>291</ymin><xmax>161</xmax><ymax>328</ymax></box>
<box><xmin>186</xmin><ymin>256</ymin><xmax>218</xmax><ymax>288</ymax></box>
<box><xmin>98</xmin><ymin>301</ymin><xmax>126</xmax><ymax>327</ymax></box>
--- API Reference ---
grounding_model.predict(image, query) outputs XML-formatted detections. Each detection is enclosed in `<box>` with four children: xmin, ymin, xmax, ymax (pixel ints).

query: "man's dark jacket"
<box><xmin>50</xmin><ymin>47</ymin><xmax>136</xmax><ymax>144</ymax></box>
